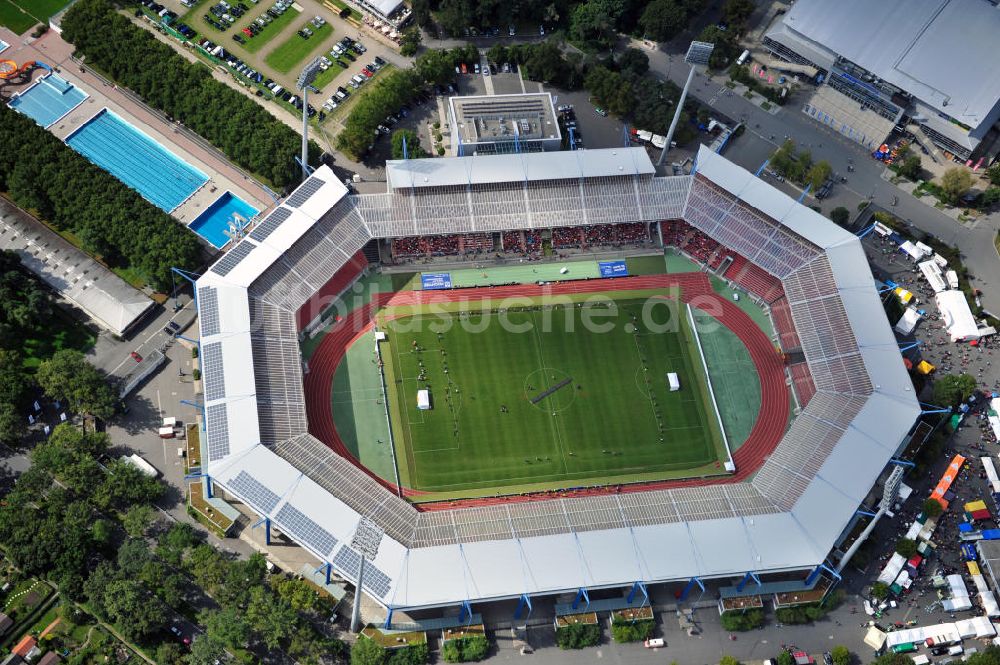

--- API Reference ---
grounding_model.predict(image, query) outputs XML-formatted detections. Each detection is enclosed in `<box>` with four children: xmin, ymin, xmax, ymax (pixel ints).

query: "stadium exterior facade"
<box><xmin>195</xmin><ymin>146</ymin><xmax>919</xmax><ymax>614</ymax></box>
<box><xmin>764</xmin><ymin>0</ymin><xmax>1000</xmax><ymax>160</ymax></box>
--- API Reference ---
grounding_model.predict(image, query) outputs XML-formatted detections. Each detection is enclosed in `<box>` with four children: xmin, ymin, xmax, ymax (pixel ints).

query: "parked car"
<box><xmin>130</xmin><ymin>351</ymin><xmax>143</xmax><ymax>363</ymax></box>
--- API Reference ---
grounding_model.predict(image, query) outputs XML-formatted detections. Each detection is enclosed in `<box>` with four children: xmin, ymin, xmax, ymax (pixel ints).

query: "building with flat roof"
<box><xmin>0</xmin><ymin>199</ymin><xmax>155</xmax><ymax>338</ymax></box>
<box><xmin>449</xmin><ymin>93</ymin><xmax>561</xmax><ymax>156</ymax></box>
<box><xmin>764</xmin><ymin>0</ymin><xmax>1000</xmax><ymax>160</ymax></box>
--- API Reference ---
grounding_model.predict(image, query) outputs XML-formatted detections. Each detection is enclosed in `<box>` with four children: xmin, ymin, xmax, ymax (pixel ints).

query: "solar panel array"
<box><xmin>249</xmin><ymin>206</ymin><xmax>293</xmax><ymax>243</ymax></box>
<box><xmin>201</xmin><ymin>342</ymin><xmax>226</xmax><ymax>402</ymax></box>
<box><xmin>332</xmin><ymin>546</ymin><xmax>393</xmax><ymax>599</ymax></box>
<box><xmin>199</xmin><ymin>287</ymin><xmax>221</xmax><ymax>337</ymax></box>
<box><xmin>276</xmin><ymin>503</ymin><xmax>338</xmax><ymax>556</ymax></box>
<box><xmin>228</xmin><ymin>470</ymin><xmax>281</xmax><ymax>514</ymax></box>
<box><xmin>285</xmin><ymin>176</ymin><xmax>325</xmax><ymax>208</ymax></box>
<box><xmin>210</xmin><ymin>240</ymin><xmax>256</xmax><ymax>277</ymax></box>
<box><xmin>205</xmin><ymin>404</ymin><xmax>230</xmax><ymax>461</ymax></box>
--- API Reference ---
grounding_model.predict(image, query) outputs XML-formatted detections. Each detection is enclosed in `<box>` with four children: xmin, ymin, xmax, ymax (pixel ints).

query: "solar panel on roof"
<box><xmin>285</xmin><ymin>176</ymin><xmax>324</xmax><ymax>208</ymax></box>
<box><xmin>210</xmin><ymin>241</ymin><xmax>256</xmax><ymax>277</ymax></box>
<box><xmin>249</xmin><ymin>207</ymin><xmax>293</xmax><ymax>242</ymax></box>
<box><xmin>276</xmin><ymin>503</ymin><xmax>338</xmax><ymax>556</ymax></box>
<box><xmin>199</xmin><ymin>287</ymin><xmax>220</xmax><ymax>337</ymax></box>
<box><xmin>332</xmin><ymin>546</ymin><xmax>391</xmax><ymax>597</ymax></box>
<box><xmin>205</xmin><ymin>404</ymin><xmax>230</xmax><ymax>461</ymax></box>
<box><xmin>228</xmin><ymin>471</ymin><xmax>281</xmax><ymax>513</ymax></box>
<box><xmin>202</xmin><ymin>342</ymin><xmax>226</xmax><ymax>402</ymax></box>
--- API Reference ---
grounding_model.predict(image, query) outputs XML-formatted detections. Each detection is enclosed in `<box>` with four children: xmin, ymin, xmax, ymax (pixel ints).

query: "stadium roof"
<box><xmin>196</xmin><ymin>147</ymin><xmax>919</xmax><ymax>611</ymax></box>
<box><xmin>0</xmin><ymin>199</ymin><xmax>154</xmax><ymax>337</ymax></box>
<box><xmin>770</xmin><ymin>0</ymin><xmax>1000</xmax><ymax>130</ymax></box>
<box><xmin>386</xmin><ymin>147</ymin><xmax>655</xmax><ymax>190</ymax></box>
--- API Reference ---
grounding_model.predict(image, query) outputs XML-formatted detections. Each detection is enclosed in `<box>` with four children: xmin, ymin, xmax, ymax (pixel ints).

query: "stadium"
<box><xmin>194</xmin><ymin>145</ymin><xmax>919</xmax><ymax>622</ymax></box>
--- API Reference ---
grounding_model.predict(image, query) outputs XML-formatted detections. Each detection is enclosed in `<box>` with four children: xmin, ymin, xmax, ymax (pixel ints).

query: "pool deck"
<box><xmin>0</xmin><ymin>26</ymin><xmax>273</xmax><ymax>240</ymax></box>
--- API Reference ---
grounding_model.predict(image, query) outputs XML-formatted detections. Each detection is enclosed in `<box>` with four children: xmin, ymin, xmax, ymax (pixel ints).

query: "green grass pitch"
<box><xmin>379</xmin><ymin>294</ymin><xmax>728</xmax><ymax>500</ymax></box>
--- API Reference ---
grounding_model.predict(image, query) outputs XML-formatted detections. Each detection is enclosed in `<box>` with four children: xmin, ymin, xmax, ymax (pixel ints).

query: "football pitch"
<box><xmin>378</xmin><ymin>292</ymin><xmax>729</xmax><ymax>500</ymax></box>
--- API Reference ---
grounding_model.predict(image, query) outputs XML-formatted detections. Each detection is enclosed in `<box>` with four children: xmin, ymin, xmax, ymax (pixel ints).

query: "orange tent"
<box><xmin>929</xmin><ymin>454</ymin><xmax>965</xmax><ymax>508</ymax></box>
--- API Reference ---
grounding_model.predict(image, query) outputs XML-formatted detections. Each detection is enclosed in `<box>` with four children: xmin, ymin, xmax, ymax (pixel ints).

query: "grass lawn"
<box><xmin>361</xmin><ymin>626</ymin><xmax>427</xmax><ymax>648</ymax></box>
<box><xmin>265</xmin><ymin>21</ymin><xmax>332</xmax><ymax>74</ymax></box>
<box><xmin>0</xmin><ymin>0</ymin><xmax>67</xmax><ymax>34</ymax></box>
<box><xmin>321</xmin><ymin>63</ymin><xmax>395</xmax><ymax>123</ymax></box>
<box><xmin>242</xmin><ymin>6</ymin><xmax>302</xmax><ymax>54</ymax></box>
<box><xmin>379</xmin><ymin>291</ymin><xmax>726</xmax><ymax>498</ymax></box>
<box><xmin>312</xmin><ymin>58</ymin><xmax>348</xmax><ymax>92</ymax></box>
<box><xmin>20</xmin><ymin>306</ymin><xmax>96</xmax><ymax>370</ymax></box>
<box><xmin>188</xmin><ymin>480</ymin><xmax>235</xmax><ymax>536</ymax></box>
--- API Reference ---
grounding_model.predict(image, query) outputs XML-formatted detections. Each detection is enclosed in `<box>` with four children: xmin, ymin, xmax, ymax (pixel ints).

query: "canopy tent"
<box><xmin>936</xmin><ymin>290</ymin><xmax>980</xmax><ymax>342</ymax></box>
<box><xmin>941</xmin><ymin>574</ymin><xmax>972</xmax><ymax>611</ymax></box>
<box><xmin>982</xmin><ymin>457</ymin><xmax>1000</xmax><ymax>493</ymax></box>
<box><xmin>930</xmin><ymin>455</ymin><xmax>966</xmax><ymax>508</ymax></box>
<box><xmin>918</xmin><ymin>260</ymin><xmax>948</xmax><ymax>293</ymax></box>
<box><xmin>864</xmin><ymin>626</ymin><xmax>887</xmax><ymax>650</ymax></box>
<box><xmin>895</xmin><ymin>307</ymin><xmax>922</xmax><ymax>335</ymax></box>
<box><xmin>900</xmin><ymin>241</ymin><xmax>931</xmax><ymax>261</ymax></box>
<box><xmin>878</xmin><ymin>552</ymin><xmax>907</xmax><ymax>585</ymax></box>
<box><xmin>895</xmin><ymin>286</ymin><xmax>915</xmax><ymax>304</ymax></box>
<box><xmin>916</xmin><ymin>360</ymin><xmax>935</xmax><ymax>375</ymax></box>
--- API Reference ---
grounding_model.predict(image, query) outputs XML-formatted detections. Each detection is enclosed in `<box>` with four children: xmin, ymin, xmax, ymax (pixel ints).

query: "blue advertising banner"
<box><xmin>421</xmin><ymin>273</ymin><xmax>453</xmax><ymax>290</ymax></box>
<box><xmin>598</xmin><ymin>260</ymin><xmax>629</xmax><ymax>278</ymax></box>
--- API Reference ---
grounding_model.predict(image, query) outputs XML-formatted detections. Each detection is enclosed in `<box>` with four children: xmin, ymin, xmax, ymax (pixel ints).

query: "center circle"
<box><xmin>523</xmin><ymin>367</ymin><xmax>576</xmax><ymax>413</ymax></box>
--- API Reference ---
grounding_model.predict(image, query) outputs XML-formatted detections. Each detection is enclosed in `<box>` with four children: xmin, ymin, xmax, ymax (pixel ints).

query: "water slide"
<box><xmin>0</xmin><ymin>59</ymin><xmax>49</xmax><ymax>81</ymax></box>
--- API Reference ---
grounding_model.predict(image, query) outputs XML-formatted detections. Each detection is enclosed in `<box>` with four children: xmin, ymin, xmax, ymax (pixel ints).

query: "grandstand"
<box><xmin>195</xmin><ymin>146</ymin><xmax>918</xmax><ymax>616</ymax></box>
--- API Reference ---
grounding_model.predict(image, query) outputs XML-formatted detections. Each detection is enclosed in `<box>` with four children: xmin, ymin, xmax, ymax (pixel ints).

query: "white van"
<box><xmin>736</xmin><ymin>49</ymin><xmax>750</xmax><ymax>65</ymax></box>
<box><xmin>643</xmin><ymin>638</ymin><xmax>664</xmax><ymax>648</ymax></box>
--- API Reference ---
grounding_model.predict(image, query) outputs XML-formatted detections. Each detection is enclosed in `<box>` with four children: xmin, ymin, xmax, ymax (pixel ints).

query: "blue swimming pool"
<box><xmin>189</xmin><ymin>192</ymin><xmax>260</xmax><ymax>248</ymax></box>
<box><xmin>65</xmin><ymin>109</ymin><xmax>208</xmax><ymax>213</ymax></box>
<box><xmin>8</xmin><ymin>73</ymin><xmax>89</xmax><ymax>128</ymax></box>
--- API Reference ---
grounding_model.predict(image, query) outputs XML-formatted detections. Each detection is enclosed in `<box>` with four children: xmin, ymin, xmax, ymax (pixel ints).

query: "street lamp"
<box><xmin>349</xmin><ymin>517</ymin><xmax>384</xmax><ymax>633</ymax></box>
<box><xmin>657</xmin><ymin>41</ymin><xmax>714</xmax><ymax>167</ymax></box>
<box><xmin>296</xmin><ymin>57</ymin><xmax>324</xmax><ymax>182</ymax></box>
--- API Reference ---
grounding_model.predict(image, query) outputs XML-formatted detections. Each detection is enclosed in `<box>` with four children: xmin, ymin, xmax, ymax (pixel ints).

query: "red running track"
<box><xmin>303</xmin><ymin>274</ymin><xmax>790</xmax><ymax>511</ymax></box>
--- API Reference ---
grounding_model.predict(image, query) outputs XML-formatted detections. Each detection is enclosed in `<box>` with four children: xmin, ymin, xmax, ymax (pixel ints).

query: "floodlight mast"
<box><xmin>657</xmin><ymin>41</ymin><xmax>714</xmax><ymax>167</ymax></box>
<box><xmin>297</xmin><ymin>58</ymin><xmax>323</xmax><ymax>182</ymax></box>
<box><xmin>349</xmin><ymin>518</ymin><xmax>384</xmax><ymax>633</ymax></box>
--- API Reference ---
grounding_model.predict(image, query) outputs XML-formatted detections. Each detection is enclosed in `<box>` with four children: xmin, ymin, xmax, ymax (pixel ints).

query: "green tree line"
<box><xmin>0</xmin><ymin>107</ymin><xmax>202</xmax><ymax>290</ymax></box>
<box><xmin>61</xmin><ymin>0</ymin><xmax>317</xmax><ymax>189</ymax></box>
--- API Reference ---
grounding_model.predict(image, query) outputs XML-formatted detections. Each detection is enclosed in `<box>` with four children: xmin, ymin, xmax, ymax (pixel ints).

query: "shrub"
<box><xmin>555</xmin><ymin>623</ymin><xmax>600</xmax><ymax>649</ymax></box>
<box><xmin>610</xmin><ymin>619</ymin><xmax>653</xmax><ymax>643</ymax></box>
<box><xmin>441</xmin><ymin>635</ymin><xmax>489</xmax><ymax>662</ymax></box>
<box><xmin>192</xmin><ymin>347</ymin><xmax>199</xmax><ymax>359</ymax></box>
<box><xmin>192</xmin><ymin>369</ymin><xmax>201</xmax><ymax>381</ymax></box>
<box><xmin>720</xmin><ymin>609</ymin><xmax>764</xmax><ymax>631</ymax></box>
<box><xmin>387</xmin><ymin>643</ymin><xmax>428</xmax><ymax>665</ymax></box>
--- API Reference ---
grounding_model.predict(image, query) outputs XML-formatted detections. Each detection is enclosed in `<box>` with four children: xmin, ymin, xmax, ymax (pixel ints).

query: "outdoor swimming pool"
<box><xmin>65</xmin><ymin>109</ymin><xmax>208</xmax><ymax>213</ymax></box>
<box><xmin>189</xmin><ymin>192</ymin><xmax>260</xmax><ymax>248</ymax></box>
<box><xmin>8</xmin><ymin>73</ymin><xmax>89</xmax><ymax>128</ymax></box>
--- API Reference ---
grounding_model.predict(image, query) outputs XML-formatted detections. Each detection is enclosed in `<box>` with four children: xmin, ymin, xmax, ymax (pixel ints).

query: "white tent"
<box><xmin>886</xmin><ymin>621</ymin><xmax>961</xmax><ymax>648</ymax></box>
<box><xmin>918</xmin><ymin>260</ymin><xmax>948</xmax><ymax>293</ymax></box>
<box><xmin>865</xmin><ymin>625</ymin><xmax>887</xmax><ymax>651</ymax></box>
<box><xmin>983</xmin><ymin>457</ymin><xmax>1000</xmax><ymax>493</ymax></box>
<box><xmin>900</xmin><ymin>240</ymin><xmax>930</xmax><ymax>261</ymax></box>
<box><xmin>942</xmin><ymin>574</ymin><xmax>972</xmax><ymax>611</ymax></box>
<box><xmin>936</xmin><ymin>290</ymin><xmax>980</xmax><ymax>341</ymax></box>
<box><xmin>956</xmin><ymin>615</ymin><xmax>996</xmax><ymax>637</ymax></box>
<box><xmin>947</xmin><ymin>270</ymin><xmax>960</xmax><ymax>289</ymax></box>
<box><xmin>878</xmin><ymin>552</ymin><xmax>907</xmax><ymax>585</ymax></box>
<box><xmin>895</xmin><ymin>307</ymin><xmax>922</xmax><ymax>335</ymax></box>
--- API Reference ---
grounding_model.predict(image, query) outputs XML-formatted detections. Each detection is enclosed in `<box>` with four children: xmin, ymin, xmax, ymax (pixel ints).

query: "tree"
<box><xmin>618</xmin><ymin>47</ymin><xmax>649</xmax><ymax>77</ymax></box>
<box><xmin>639</xmin><ymin>0</ymin><xmax>687</xmax><ymax>41</ymax></box>
<box><xmin>777</xmin><ymin>652</ymin><xmax>795</xmax><ymax>665</ymax></box>
<box><xmin>155</xmin><ymin>642</ymin><xmax>187</xmax><ymax>665</ymax></box>
<box><xmin>807</xmin><ymin>160</ymin><xmax>833</xmax><ymax>190</ymax></box>
<box><xmin>897</xmin><ymin>155</ymin><xmax>922</xmax><ymax>181</ymax></box>
<box><xmin>391</xmin><ymin>130</ymin><xmax>428</xmax><ymax>160</ymax></box>
<box><xmin>441</xmin><ymin>635</ymin><xmax>489</xmax><ymax>662</ymax></box>
<box><xmin>830</xmin><ymin>645</ymin><xmax>851</xmax><ymax>665</ymax></box>
<box><xmin>895</xmin><ymin>537</ymin><xmax>918</xmax><ymax>558</ymax></box>
<box><xmin>870</xmin><ymin>581</ymin><xmax>889</xmax><ymax>600</ymax></box>
<box><xmin>610</xmin><ymin>619</ymin><xmax>654</xmax><ymax>642</ymax></box>
<box><xmin>101</xmin><ymin>579</ymin><xmax>166</xmax><ymax>642</ymax></box>
<box><xmin>720</xmin><ymin>657</ymin><xmax>742</xmax><ymax>665</ymax></box>
<box><xmin>188</xmin><ymin>634</ymin><xmax>228</xmax><ymax>665</ymax></box>
<box><xmin>940</xmin><ymin>167</ymin><xmax>974</xmax><ymax>205</ymax></box>
<box><xmin>352</xmin><ymin>636</ymin><xmax>387</xmax><ymax>665</ymax></box>
<box><xmin>570</xmin><ymin>0</ymin><xmax>624</xmax><ymax>49</ymax></box>
<box><xmin>157</xmin><ymin>521</ymin><xmax>200</xmax><ymax>564</ymax></box>
<box><xmin>0</xmin><ymin>251</ymin><xmax>51</xmax><ymax>342</ymax></box>
<box><xmin>555</xmin><ymin>622</ymin><xmax>601</xmax><ymax>649</ymax></box>
<box><xmin>400</xmin><ymin>27</ymin><xmax>422</xmax><ymax>56</ymax></box>
<box><xmin>987</xmin><ymin>164</ymin><xmax>1000</xmax><ymax>187</ymax></box>
<box><xmin>722</xmin><ymin>0</ymin><xmax>754</xmax><ymax>28</ymax></box>
<box><xmin>123</xmin><ymin>504</ymin><xmax>154</xmax><ymax>538</ymax></box>
<box><xmin>246</xmin><ymin>586</ymin><xmax>297</xmax><ymax>650</ymax></box>
<box><xmin>830</xmin><ymin>207</ymin><xmax>850</xmax><ymax>226</ymax></box>
<box><xmin>201</xmin><ymin>607</ymin><xmax>252</xmax><ymax>649</ymax></box>
<box><xmin>922</xmin><ymin>497</ymin><xmax>944</xmax><ymax>518</ymax></box>
<box><xmin>92</xmin><ymin>459</ymin><xmax>163</xmax><ymax>511</ymax></box>
<box><xmin>933</xmin><ymin>373</ymin><xmax>977</xmax><ymax>407</ymax></box>
<box><xmin>36</xmin><ymin>350</ymin><xmax>116</xmax><ymax>419</ymax></box>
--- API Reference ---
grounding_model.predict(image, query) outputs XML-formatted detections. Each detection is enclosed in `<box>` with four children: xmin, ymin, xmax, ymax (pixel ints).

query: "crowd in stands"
<box><xmin>552</xmin><ymin>223</ymin><xmax>651</xmax><ymax>249</ymax></box>
<box><xmin>462</xmin><ymin>233</ymin><xmax>494</xmax><ymax>253</ymax></box>
<box><xmin>552</xmin><ymin>226</ymin><xmax>583</xmax><ymax>249</ymax></box>
<box><xmin>391</xmin><ymin>236</ymin><xmax>423</xmax><ymax>258</ymax></box>
<box><xmin>524</xmin><ymin>230</ymin><xmax>541</xmax><ymax>254</ymax></box>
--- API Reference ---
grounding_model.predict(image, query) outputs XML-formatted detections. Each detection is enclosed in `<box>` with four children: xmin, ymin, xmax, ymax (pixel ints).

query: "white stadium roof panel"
<box><xmin>458</xmin><ymin>540</ymin><xmax>530</xmax><ymax>601</ymax></box>
<box><xmin>632</xmin><ymin>523</ymin><xmax>699</xmax><ymax>580</ymax></box>
<box><xmin>194</xmin><ymin>147</ymin><xmax>919</xmax><ymax>612</ymax></box>
<box><xmin>576</xmin><ymin>529</ymin><xmax>643</xmax><ymax>586</ymax></box>
<box><xmin>387</xmin><ymin>147</ymin><xmax>653</xmax><ymax>189</ymax></box>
